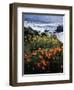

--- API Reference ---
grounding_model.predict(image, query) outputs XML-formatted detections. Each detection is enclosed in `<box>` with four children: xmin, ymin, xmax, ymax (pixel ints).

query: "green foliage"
<box><xmin>24</xmin><ymin>33</ymin><xmax>63</xmax><ymax>52</ymax></box>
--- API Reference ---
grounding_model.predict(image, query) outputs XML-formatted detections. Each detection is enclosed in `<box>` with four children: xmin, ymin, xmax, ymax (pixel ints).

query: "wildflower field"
<box><xmin>24</xmin><ymin>27</ymin><xmax>63</xmax><ymax>74</ymax></box>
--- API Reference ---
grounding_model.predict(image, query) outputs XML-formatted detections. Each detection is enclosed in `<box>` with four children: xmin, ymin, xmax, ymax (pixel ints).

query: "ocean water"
<box><xmin>24</xmin><ymin>21</ymin><xmax>64</xmax><ymax>43</ymax></box>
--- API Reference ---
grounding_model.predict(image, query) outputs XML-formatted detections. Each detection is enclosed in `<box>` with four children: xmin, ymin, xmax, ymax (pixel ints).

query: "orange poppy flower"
<box><xmin>39</xmin><ymin>55</ymin><xmax>43</xmax><ymax>59</ymax></box>
<box><xmin>38</xmin><ymin>48</ymin><xmax>41</xmax><ymax>50</ymax></box>
<box><xmin>32</xmin><ymin>51</ymin><xmax>37</xmax><ymax>56</ymax></box>
<box><xmin>41</xmin><ymin>60</ymin><xmax>47</xmax><ymax>66</ymax></box>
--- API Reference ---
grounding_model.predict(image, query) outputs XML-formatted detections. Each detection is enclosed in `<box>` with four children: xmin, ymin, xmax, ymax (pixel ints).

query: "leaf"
<box><xmin>31</xmin><ymin>56</ymin><xmax>39</xmax><ymax>63</ymax></box>
<box><xmin>46</xmin><ymin>48</ymin><xmax>49</xmax><ymax>51</ymax></box>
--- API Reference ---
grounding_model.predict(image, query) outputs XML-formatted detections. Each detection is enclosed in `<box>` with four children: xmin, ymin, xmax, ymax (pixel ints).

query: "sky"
<box><xmin>23</xmin><ymin>13</ymin><xmax>64</xmax><ymax>43</ymax></box>
<box><xmin>23</xmin><ymin>13</ymin><xmax>64</xmax><ymax>24</ymax></box>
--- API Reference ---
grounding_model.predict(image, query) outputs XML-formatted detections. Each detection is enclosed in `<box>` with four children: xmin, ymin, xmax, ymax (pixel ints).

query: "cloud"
<box><xmin>23</xmin><ymin>14</ymin><xmax>64</xmax><ymax>24</ymax></box>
